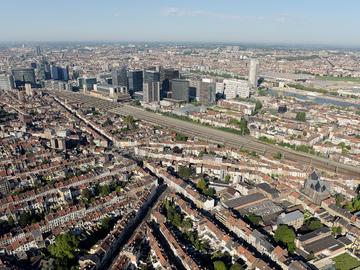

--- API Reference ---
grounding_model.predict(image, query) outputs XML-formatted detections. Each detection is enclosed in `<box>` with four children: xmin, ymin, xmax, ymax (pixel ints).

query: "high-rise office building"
<box><xmin>0</xmin><ymin>73</ymin><xmax>14</xmax><ymax>91</ymax></box>
<box><xmin>39</xmin><ymin>62</ymin><xmax>51</xmax><ymax>80</ymax></box>
<box><xmin>197</xmin><ymin>79</ymin><xmax>216</xmax><ymax>105</ymax></box>
<box><xmin>112</xmin><ymin>66</ymin><xmax>128</xmax><ymax>87</ymax></box>
<box><xmin>143</xmin><ymin>81</ymin><xmax>160</xmax><ymax>103</ymax></box>
<box><xmin>50</xmin><ymin>65</ymin><xmax>69</xmax><ymax>81</ymax></box>
<box><xmin>78</xmin><ymin>77</ymin><xmax>97</xmax><ymax>91</ymax></box>
<box><xmin>248</xmin><ymin>59</ymin><xmax>259</xmax><ymax>88</ymax></box>
<box><xmin>12</xmin><ymin>68</ymin><xmax>36</xmax><ymax>88</ymax></box>
<box><xmin>143</xmin><ymin>70</ymin><xmax>160</xmax><ymax>84</ymax></box>
<box><xmin>35</xmin><ymin>46</ymin><xmax>41</xmax><ymax>56</ymax></box>
<box><xmin>171</xmin><ymin>79</ymin><xmax>190</xmax><ymax>101</ymax></box>
<box><xmin>128</xmin><ymin>70</ymin><xmax>143</xmax><ymax>94</ymax></box>
<box><xmin>160</xmin><ymin>68</ymin><xmax>180</xmax><ymax>97</ymax></box>
<box><xmin>50</xmin><ymin>65</ymin><xmax>60</xmax><ymax>80</ymax></box>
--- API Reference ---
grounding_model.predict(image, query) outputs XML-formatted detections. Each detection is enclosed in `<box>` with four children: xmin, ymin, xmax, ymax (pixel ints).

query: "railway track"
<box><xmin>47</xmin><ymin>91</ymin><xmax>360</xmax><ymax>178</ymax></box>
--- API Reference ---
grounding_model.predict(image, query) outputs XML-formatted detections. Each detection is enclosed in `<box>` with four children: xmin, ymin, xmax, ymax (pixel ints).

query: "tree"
<box><xmin>18</xmin><ymin>212</ymin><xmax>33</xmax><ymax>228</ymax></box>
<box><xmin>230</xmin><ymin>263</ymin><xmax>244</xmax><ymax>270</ymax></box>
<box><xmin>7</xmin><ymin>216</ymin><xmax>15</xmax><ymax>227</ymax></box>
<box><xmin>81</xmin><ymin>188</ymin><xmax>92</xmax><ymax>202</ymax></box>
<box><xmin>296</xmin><ymin>112</ymin><xmax>306</xmax><ymax>122</ymax></box>
<box><xmin>204</xmin><ymin>187</ymin><xmax>216</xmax><ymax>197</ymax></box>
<box><xmin>197</xmin><ymin>179</ymin><xmax>208</xmax><ymax>191</ymax></box>
<box><xmin>305</xmin><ymin>218</ymin><xmax>323</xmax><ymax>231</ymax></box>
<box><xmin>247</xmin><ymin>214</ymin><xmax>261</xmax><ymax>225</ymax></box>
<box><xmin>178</xmin><ymin>165</ymin><xmax>192</xmax><ymax>179</ymax></box>
<box><xmin>332</xmin><ymin>226</ymin><xmax>342</xmax><ymax>236</ymax></box>
<box><xmin>175</xmin><ymin>133</ymin><xmax>188</xmax><ymax>142</ymax></box>
<box><xmin>100</xmin><ymin>185</ymin><xmax>111</xmax><ymax>197</ymax></box>
<box><xmin>214</xmin><ymin>261</ymin><xmax>227</xmax><ymax>270</ymax></box>
<box><xmin>255</xmin><ymin>100</ymin><xmax>263</xmax><ymax>112</ymax></box>
<box><xmin>124</xmin><ymin>115</ymin><xmax>135</xmax><ymax>129</ymax></box>
<box><xmin>274</xmin><ymin>225</ymin><xmax>296</xmax><ymax>253</ymax></box>
<box><xmin>101</xmin><ymin>217</ymin><xmax>112</xmax><ymax>231</ymax></box>
<box><xmin>335</xmin><ymin>193</ymin><xmax>345</xmax><ymax>207</ymax></box>
<box><xmin>224</xmin><ymin>175</ymin><xmax>231</xmax><ymax>182</ymax></box>
<box><xmin>273</xmin><ymin>152</ymin><xmax>283</xmax><ymax>160</ymax></box>
<box><xmin>182</xmin><ymin>218</ymin><xmax>193</xmax><ymax>230</ymax></box>
<box><xmin>228</xmin><ymin>118</ymin><xmax>249</xmax><ymax>135</ymax></box>
<box><xmin>49</xmin><ymin>232</ymin><xmax>79</xmax><ymax>260</ymax></box>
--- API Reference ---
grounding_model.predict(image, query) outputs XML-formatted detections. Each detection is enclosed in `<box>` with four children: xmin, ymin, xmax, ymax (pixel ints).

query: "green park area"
<box><xmin>332</xmin><ymin>253</ymin><xmax>360</xmax><ymax>270</ymax></box>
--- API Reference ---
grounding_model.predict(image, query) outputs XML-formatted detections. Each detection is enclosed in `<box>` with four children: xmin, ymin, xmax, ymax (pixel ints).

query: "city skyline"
<box><xmin>2</xmin><ymin>14</ymin><xmax>360</xmax><ymax>269</ymax></box>
<box><xmin>2</xmin><ymin>0</ymin><xmax>360</xmax><ymax>47</ymax></box>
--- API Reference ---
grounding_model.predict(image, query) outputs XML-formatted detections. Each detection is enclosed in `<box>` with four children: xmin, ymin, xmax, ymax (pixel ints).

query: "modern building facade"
<box><xmin>161</xmin><ymin>68</ymin><xmax>180</xmax><ymax>97</ymax></box>
<box><xmin>197</xmin><ymin>79</ymin><xmax>216</xmax><ymax>105</ymax></box>
<box><xmin>11</xmin><ymin>68</ymin><xmax>36</xmax><ymax>88</ymax></box>
<box><xmin>143</xmin><ymin>81</ymin><xmax>160</xmax><ymax>103</ymax></box>
<box><xmin>112</xmin><ymin>67</ymin><xmax>128</xmax><ymax>87</ymax></box>
<box><xmin>248</xmin><ymin>59</ymin><xmax>259</xmax><ymax>88</ymax></box>
<box><xmin>94</xmin><ymin>84</ymin><xmax>129</xmax><ymax>99</ymax></box>
<box><xmin>78</xmin><ymin>77</ymin><xmax>97</xmax><ymax>91</ymax></box>
<box><xmin>171</xmin><ymin>79</ymin><xmax>190</xmax><ymax>101</ymax></box>
<box><xmin>143</xmin><ymin>70</ymin><xmax>160</xmax><ymax>84</ymax></box>
<box><xmin>128</xmin><ymin>70</ymin><xmax>143</xmax><ymax>94</ymax></box>
<box><xmin>0</xmin><ymin>73</ymin><xmax>15</xmax><ymax>91</ymax></box>
<box><xmin>38</xmin><ymin>62</ymin><xmax>51</xmax><ymax>80</ymax></box>
<box><xmin>35</xmin><ymin>46</ymin><xmax>41</xmax><ymax>56</ymax></box>
<box><xmin>50</xmin><ymin>65</ymin><xmax>69</xmax><ymax>81</ymax></box>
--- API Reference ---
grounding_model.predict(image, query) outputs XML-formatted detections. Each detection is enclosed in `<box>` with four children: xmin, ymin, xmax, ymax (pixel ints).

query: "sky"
<box><xmin>1</xmin><ymin>0</ymin><xmax>360</xmax><ymax>47</ymax></box>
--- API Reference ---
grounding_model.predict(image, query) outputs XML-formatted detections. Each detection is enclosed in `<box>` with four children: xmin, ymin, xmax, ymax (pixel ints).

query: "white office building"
<box><xmin>248</xmin><ymin>59</ymin><xmax>259</xmax><ymax>88</ymax></box>
<box><xmin>0</xmin><ymin>73</ymin><xmax>14</xmax><ymax>91</ymax></box>
<box><xmin>143</xmin><ymin>81</ymin><xmax>160</xmax><ymax>103</ymax></box>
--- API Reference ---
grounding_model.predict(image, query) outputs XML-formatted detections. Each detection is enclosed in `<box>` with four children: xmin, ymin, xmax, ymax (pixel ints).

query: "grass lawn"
<box><xmin>333</xmin><ymin>253</ymin><xmax>360</xmax><ymax>270</ymax></box>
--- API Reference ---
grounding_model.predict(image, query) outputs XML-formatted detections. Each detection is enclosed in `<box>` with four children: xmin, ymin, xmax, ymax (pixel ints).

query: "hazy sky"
<box><xmin>1</xmin><ymin>0</ymin><xmax>360</xmax><ymax>46</ymax></box>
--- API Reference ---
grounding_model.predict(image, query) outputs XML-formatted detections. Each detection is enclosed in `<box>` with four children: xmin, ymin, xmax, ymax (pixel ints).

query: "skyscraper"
<box><xmin>50</xmin><ymin>65</ymin><xmax>69</xmax><ymax>81</ymax></box>
<box><xmin>128</xmin><ymin>70</ymin><xmax>143</xmax><ymax>94</ymax></box>
<box><xmin>171</xmin><ymin>79</ymin><xmax>189</xmax><ymax>101</ymax></box>
<box><xmin>248</xmin><ymin>59</ymin><xmax>259</xmax><ymax>88</ymax></box>
<box><xmin>161</xmin><ymin>68</ymin><xmax>180</xmax><ymax>98</ymax></box>
<box><xmin>35</xmin><ymin>46</ymin><xmax>41</xmax><ymax>56</ymax></box>
<box><xmin>143</xmin><ymin>70</ymin><xmax>160</xmax><ymax>84</ymax></box>
<box><xmin>0</xmin><ymin>73</ymin><xmax>15</xmax><ymax>91</ymax></box>
<box><xmin>112</xmin><ymin>66</ymin><xmax>128</xmax><ymax>87</ymax></box>
<box><xmin>197</xmin><ymin>79</ymin><xmax>216</xmax><ymax>105</ymax></box>
<box><xmin>39</xmin><ymin>62</ymin><xmax>51</xmax><ymax>80</ymax></box>
<box><xmin>143</xmin><ymin>81</ymin><xmax>160</xmax><ymax>103</ymax></box>
<box><xmin>11</xmin><ymin>68</ymin><xmax>36</xmax><ymax>88</ymax></box>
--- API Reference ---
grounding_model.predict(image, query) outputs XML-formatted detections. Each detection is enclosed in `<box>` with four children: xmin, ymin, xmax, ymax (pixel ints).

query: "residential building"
<box><xmin>277</xmin><ymin>210</ymin><xmax>304</xmax><ymax>229</ymax></box>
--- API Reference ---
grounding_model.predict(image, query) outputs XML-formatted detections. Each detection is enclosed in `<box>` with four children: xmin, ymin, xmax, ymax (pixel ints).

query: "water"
<box><xmin>268</xmin><ymin>88</ymin><xmax>360</xmax><ymax>109</ymax></box>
